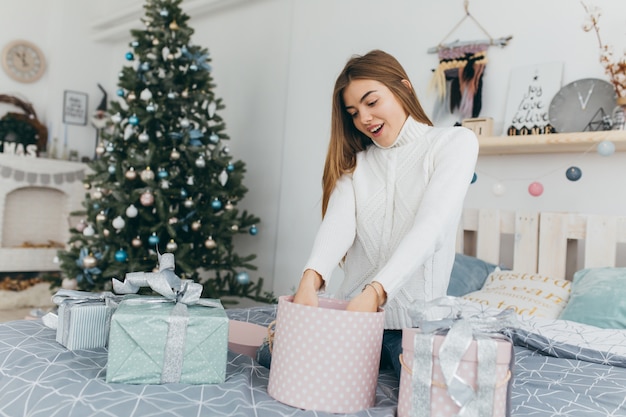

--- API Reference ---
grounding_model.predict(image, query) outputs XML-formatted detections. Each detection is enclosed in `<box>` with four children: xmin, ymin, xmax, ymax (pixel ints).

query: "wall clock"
<box><xmin>1</xmin><ymin>40</ymin><xmax>46</xmax><ymax>83</ymax></box>
<box><xmin>548</xmin><ymin>78</ymin><xmax>617</xmax><ymax>133</ymax></box>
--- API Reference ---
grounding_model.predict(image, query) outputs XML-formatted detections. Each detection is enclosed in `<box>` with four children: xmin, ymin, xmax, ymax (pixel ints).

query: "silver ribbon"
<box><xmin>111</xmin><ymin>252</ymin><xmax>220</xmax><ymax>383</ymax></box>
<box><xmin>408</xmin><ymin>297</ymin><xmax>517</xmax><ymax>417</ymax></box>
<box><xmin>42</xmin><ymin>289</ymin><xmax>121</xmax><ymax>331</ymax></box>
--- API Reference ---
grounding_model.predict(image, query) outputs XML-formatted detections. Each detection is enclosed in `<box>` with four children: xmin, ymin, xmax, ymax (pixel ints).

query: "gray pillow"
<box><xmin>447</xmin><ymin>253</ymin><xmax>499</xmax><ymax>297</ymax></box>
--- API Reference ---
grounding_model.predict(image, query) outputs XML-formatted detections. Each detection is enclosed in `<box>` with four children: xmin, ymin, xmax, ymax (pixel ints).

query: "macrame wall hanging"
<box><xmin>429</xmin><ymin>0</ymin><xmax>512</xmax><ymax>122</ymax></box>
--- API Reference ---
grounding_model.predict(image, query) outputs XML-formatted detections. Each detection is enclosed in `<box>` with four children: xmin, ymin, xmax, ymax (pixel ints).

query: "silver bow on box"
<box><xmin>407</xmin><ymin>297</ymin><xmax>518</xmax><ymax>417</ymax></box>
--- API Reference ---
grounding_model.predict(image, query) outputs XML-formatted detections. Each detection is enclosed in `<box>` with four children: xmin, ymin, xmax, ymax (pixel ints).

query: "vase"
<box><xmin>612</xmin><ymin>96</ymin><xmax>626</xmax><ymax>130</ymax></box>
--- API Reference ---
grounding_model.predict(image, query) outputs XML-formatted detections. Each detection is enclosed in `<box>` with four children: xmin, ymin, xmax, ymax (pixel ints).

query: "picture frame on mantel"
<box><xmin>63</xmin><ymin>90</ymin><xmax>88</xmax><ymax>126</ymax></box>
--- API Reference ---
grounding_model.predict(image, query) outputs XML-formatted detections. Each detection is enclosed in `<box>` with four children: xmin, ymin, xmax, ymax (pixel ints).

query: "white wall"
<box><xmin>1</xmin><ymin>0</ymin><xmax>626</xmax><ymax>296</ymax></box>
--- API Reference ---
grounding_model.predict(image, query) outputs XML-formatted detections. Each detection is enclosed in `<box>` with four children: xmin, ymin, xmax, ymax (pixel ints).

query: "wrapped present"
<box><xmin>43</xmin><ymin>289</ymin><xmax>122</xmax><ymax>350</ymax></box>
<box><xmin>106</xmin><ymin>252</ymin><xmax>228</xmax><ymax>385</ymax></box>
<box><xmin>267</xmin><ymin>295</ymin><xmax>385</xmax><ymax>413</ymax></box>
<box><xmin>397</xmin><ymin>297</ymin><xmax>517</xmax><ymax>417</ymax></box>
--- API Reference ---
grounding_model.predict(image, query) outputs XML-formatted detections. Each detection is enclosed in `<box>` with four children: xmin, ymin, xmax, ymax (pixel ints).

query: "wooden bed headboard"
<box><xmin>457</xmin><ymin>208</ymin><xmax>626</xmax><ymax>280</ymax></box>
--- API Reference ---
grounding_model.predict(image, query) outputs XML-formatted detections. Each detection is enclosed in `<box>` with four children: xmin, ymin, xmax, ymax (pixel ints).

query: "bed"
<box><xmin>2</xmin><ymin>208</ymin><xmax>626</xmax><ymax>416</ymax></box>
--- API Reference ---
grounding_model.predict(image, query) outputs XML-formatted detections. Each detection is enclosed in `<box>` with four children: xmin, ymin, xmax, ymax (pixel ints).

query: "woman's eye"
<box><xmin>348</xmin><ymin>112</ymin><xmax>358</xmax><ymax>118</ymax></box>
<box><xmin>367</xmin><ymin>100</ymin><xmax>378</xmax><ymax>107</ymax></box>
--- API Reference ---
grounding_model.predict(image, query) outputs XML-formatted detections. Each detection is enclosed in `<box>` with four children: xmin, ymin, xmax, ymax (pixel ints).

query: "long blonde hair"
<box><xmin>321</xmin><ymin>50</ymin><xmax>433</xmax><ymax>216</ymax></box>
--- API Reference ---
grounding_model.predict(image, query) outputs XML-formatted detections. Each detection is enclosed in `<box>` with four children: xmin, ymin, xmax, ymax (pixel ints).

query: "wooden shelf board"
<box><xmin>478</xmin><ymin>130</ymin><xmax>626</xmax><ymax>155</ymax></box>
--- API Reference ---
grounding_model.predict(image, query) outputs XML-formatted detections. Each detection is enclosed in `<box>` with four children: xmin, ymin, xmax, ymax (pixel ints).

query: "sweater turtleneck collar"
<box><xmin>371</xmin><ymin>116</ymin><xmax>429</xmax><ymax>149</ymax></box>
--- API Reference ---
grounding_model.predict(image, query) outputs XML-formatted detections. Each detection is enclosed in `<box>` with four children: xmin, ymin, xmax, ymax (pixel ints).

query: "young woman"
<box><xmin>292</xmin><ymin>49</ymin><xmax>479</xmax><ymax>377</ymax></box>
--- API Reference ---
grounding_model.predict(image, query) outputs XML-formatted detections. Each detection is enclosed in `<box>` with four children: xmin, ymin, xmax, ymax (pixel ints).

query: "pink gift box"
<box><xmin>398</xmin><ymin>327</ymin><xmax>513</xmax><ymax>417</ymax></box>
<box><xmin>267</xmin><ymin>295</ymin><xmax>385</xmax><ymax>413</ymax></box>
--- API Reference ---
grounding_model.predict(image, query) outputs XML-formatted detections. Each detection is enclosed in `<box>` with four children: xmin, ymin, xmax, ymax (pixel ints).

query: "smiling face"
<box><xmin>342</xmin><ymin>79</ymin><xmax>409</xmax><ymax>148</ymax></box>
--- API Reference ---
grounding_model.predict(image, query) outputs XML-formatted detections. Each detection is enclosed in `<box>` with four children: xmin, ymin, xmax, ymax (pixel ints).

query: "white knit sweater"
<box><xmin>303</xmin><ymin>117</ymin><xmax>479</xmax><ymax>329</ymax></box>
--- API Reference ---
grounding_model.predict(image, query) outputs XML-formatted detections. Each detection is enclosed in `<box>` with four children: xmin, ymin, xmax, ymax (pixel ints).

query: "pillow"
<box><xmin>558</xmin><ymin>267</ymin><xmax>626</xmax><ymax>329</ymax></box>
<box><xmin>447</xmin><ymin>253</ymin><xmax>499</xmax><ymax>297</ymax></box>
<box><xmin>462</xmin><ymin>270</ymin><xmax>571</xmax><ymax>318</ymax></box>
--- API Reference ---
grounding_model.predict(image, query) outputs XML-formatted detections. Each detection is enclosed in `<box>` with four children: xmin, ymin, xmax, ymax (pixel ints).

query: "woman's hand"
<box><xmin>346</xmin><ymin>281</ymin><xmax>386</xmax><ymax>312</ymax></box>
<box><xmin>293</xmin><ymin>269</ymin><xmax>323</xmax><ymax>307</ymax></box>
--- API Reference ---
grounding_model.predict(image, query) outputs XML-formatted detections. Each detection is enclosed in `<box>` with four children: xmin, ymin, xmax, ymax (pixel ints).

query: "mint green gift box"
<box><xmin>106</xmin><ymin>297</ymin><xmax>228</xmax><ymax>385</ymax></box>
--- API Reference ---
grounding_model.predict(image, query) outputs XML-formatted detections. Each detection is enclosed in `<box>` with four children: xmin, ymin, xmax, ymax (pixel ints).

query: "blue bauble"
<box><xmin>597</xmin><ymin>140</ymin><xmax>615</xmax><ymax>156</ymax></box>
<box><xmin>180</xmin><ymin>189</ymin><xmax>188</xmax><ymax>198</ymax></box>
<box><xmin>227</xmin><ymin>163</ymin><xmax>235</xmax><ymax>172</ymax></box>
<box><xmin>114</xmin><ymin>249</ymin><xmax>128</xmax><ymax>262</ymax></box>
<box><xmin>249</xmin><ymin>225</ymin><xmax>258</xmax><ymax>235</ymax></box>
<box><xmin>141</xmin><ymin>62</ymin><xmax>150</xmax><ymax>71</ymax></box>
<box><xmin>189</xmin><ymin>64</ymin><xmax>198</xmax><ymax>71</ymax></box>
<box><xmin>92</xmin><ymin>203</ymin><xmax>100</xmax><ymax>210</ymax></box>
<box><xmin>148</xmin><ymin>234</ymin><xmax>160</xmax><ymax>245</ymax></box>
<box><xmin>108</xmin><ymin>165</ymin><xmax>116</xmax><ymax>174</ymax></box>
<box><xmin>116</xmin><ymin>88</ymin><xmax>125</xmax><ymax>97</ymax></box>
<box><xmin>125</xmin><ymin>52</ymin><xmax>134</xmax><ymax>61</ymax></box>
<box><xmin>209</xmin><ymin>133</ymin><xmax>219</xmax><ymax>143</ymax></box>
<box><xmin>211</xmin><ymin>199</ymin><xmax>222</xmax><ymax>210</ymax></box>
<box><xmin>160</xmin><ymin>9</ymin><xmax>169</xmax><ymax>16</ymax></box>
<box><xmin>131</xmin><ymin>41</ymin><xmax>139</xmax><ymax>47</ymax></box>
<box><xmin>129</xmin><ymin>115</ymin><xmax>139</xmax><ymax>126</ymax></box>
<box><xmin>157</xmin><ymin>169</ymin><xmax>169</xmax><ymax>179</ymax></box>
<box><xmin>236</xmin><ymin>271</ymin><xmax>250</xmax><ymax>285</ymax></box>
<box><xmin>566</xmin><ymin>166</ymin><xmax>582</xmax><ymax>181</ymax></box>
<box><xmin>471</xmin><ymin>172</ymin><xmax>477</xmax><ymax>184</ymax></box>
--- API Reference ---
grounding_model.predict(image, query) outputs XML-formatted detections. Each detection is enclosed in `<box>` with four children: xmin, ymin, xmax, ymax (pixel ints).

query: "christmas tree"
<box><xmin>55</xmin><ymin>0</ymin><xmax>273</xmax><ymax>303</ymax></box>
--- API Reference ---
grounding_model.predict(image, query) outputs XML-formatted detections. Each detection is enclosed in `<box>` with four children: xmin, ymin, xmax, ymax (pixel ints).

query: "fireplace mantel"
<box><xmin>0</xmin><ymin>154</ymin><xmax>88</xmax><ymax>272</ymax></box>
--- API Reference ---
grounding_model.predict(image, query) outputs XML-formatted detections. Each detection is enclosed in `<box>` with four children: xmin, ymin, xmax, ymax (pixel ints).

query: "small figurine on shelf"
<box><xmin>91</xmin><ymin>84</ymin><xmax>110</xmax><ymax>159</ymax></box>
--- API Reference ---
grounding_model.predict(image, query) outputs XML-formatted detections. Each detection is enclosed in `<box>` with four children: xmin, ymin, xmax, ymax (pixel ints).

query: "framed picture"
<box><xmin>502</xmin><ymin>62</ymin><xmax>563</xmax><ymax>135</ymax></box>
<box><xmin>63</xmin><ymin>90</ymin><xmax>88</xmax><ymax>126</ymax></box>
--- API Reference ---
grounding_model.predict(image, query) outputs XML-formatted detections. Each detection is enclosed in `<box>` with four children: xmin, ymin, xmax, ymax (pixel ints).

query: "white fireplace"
<box><xmin>0</xmin><ymin>154</ymin><xmax>87</xmax><ymax>272</ymax></box>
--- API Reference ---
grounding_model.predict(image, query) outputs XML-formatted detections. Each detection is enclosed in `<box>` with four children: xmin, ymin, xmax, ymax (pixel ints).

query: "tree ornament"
<box><xmin>96</xmin><ymin>211</ymin><xmax>107</xmax><ymax>222</ymax></box>
<box><xmin>125</xmin><ymin>52</ymin><xmax>134</xmax><ymax>61</ymax></box>
<box><xmin>187</xmin><ymin>176</ymin><xmax>194</xmax><ymax>185</ymax></box>
<box><xmin>159</xmin><ymin>8</ymin><xmax>169</xmax><ymax>17</ymax></box>
<box><xmin>114</xmin><ymin>249</ymin><xmax>128</xmax><ymax>262</ymax></box>
<box><xmin>61</xmin><ymin>277</ymin><xmax>78</xmax><ymax>290</ymax></box>
<box><xmin>103</xmin><ymin>229</ymin><xmax>111</xmax><ymax>237</ymax></box>
<box><xmin>597</xmin><ymin>140</ymin><xmax>615</xmax><ymax>156</ymax></box>
<box><xmin>128</xmin><ymin>92</ymin><xmax>137</xmax><ymax>101</ymax></box>
<box><xmin>111</xmin><ymin>113</ymin><xmax>122</xmax><ymax>123</ymax></box>
<box><xmin>92</xmin><ymin>188</ymin><xmax>103</xmax><ymax>199</ymax></box>
<box><xmin>108</xmin><ymin>165</ymin><xmax>116</xmax><ymax>174</ymax></box>
<box><xmin>211</xmin><ymin>198</ymin><xmax>222</xmax><ymax>210</ymax></box>
<box><xmin>138</xmin><ymin>131</ymin><xmax>150</xmax><ymax>143</ymax></box>
<box><xmin>140</xmin><ymin>62</ymin><xmax>150</xmax><ymax>71</ymax></box>
<box><xmin>125</xmin><ymin>167</ymin><xmax>137</xmax><ymax>180</ymax></box>
<box><xmin>231</xmin><ymin>224</ymin><xmax>239</xmax><ymax>232</ymax></box>
<box><xmin>140</xmin><ymin>88</ymin><xmax>153</xmax><ymax>101</ymax></box>
<box><xmin>209</xmin><ymin>133</ymin><xmax>219</xmax><ymax>144</ymax></box>
<box><xmin>167</xmin><ymin>91</ymin><xmax>177</xmax><ymax>99</ymax></box>
<box><xmin>184</xmin><ymin>198</ymin><xmax>194</xmax><ymax>208</ymax></box>
<box><xmin>157</xmin><ymin>168</ymin><xmax>169</xmax><ymax>179</ymax></box>
<box><xmin>75</xmin><ymin>219</ymin><xmax>87</xmax><ymax>232</ymax></box>
<box><xmin>249</xmin><ymin>225</ymin><xmax>258</xmax><ymax>235</ymax></box>
<box><xmin>116</xmin><ymin>89</ymin><xmax>125</xmax><ymax>97</ymax></box>
<box><xmin>106</xmin><ymin>142</ymin><xmax>115</xmax><ymax>153</ymax></box>
<box><xmin>146</xmin><ymin>103</ymin><xmax>156</xmax><ymax>112</ymax></box>
<box><xmin>169</xmin><ymin>20</ymin><xmax>179</xmax><ymax>30</ymax></box>
<box><xmin>191</xmin><ymin>220</ymin><xmax>201</xmax><ymax>231</ymax></box>
<box><xmin>112</xmin><ymin>215</ymin><xmax>126</xmax><ymax>230</ymax></box>
<box><xmin>83</xmin><ymin>182</ymin><xmax>92</xmax><ymax>190</ymax></box>
<box><xmin>129</xmin><ymin>114</ymin><xmax>139</xmax><ymax>125</ymax></box>
<box><xmin>83</xmin><ymin>253</ymin><xmax>97</xmax><ymax>269</ymax></box>
<box><xmin>148</xmin><ymin>233</ymin><xmax>160</xmax><ymax>245</ymax></box>
<box><xmin>126</xmin><ymin>204</ymin><xmax>138</xmax><ymax>218</ymax></box>
<box><xmin>222</xmin><ymin>146</ymin><xmax>230</xmax><ymax>154</ymax></box>
<box><xmin>132</xmin><ymin>236</ymin><xmax>142</xmax><ymax>248</ymax></box>
<box><xmin>140</xmin><ymin>190</ymin><xmax>154</xmax><ymax>206</ymax></box>
<box><xmin>189</xmin><ymin>64</ymin><xmax>198</xmax><ymax>71</ymax></box>
<box><xmin>180</xmin><ymin>118</ymin><xmax>190</xmax><ymax>128</ymax></box>
<box><xmin>166</xmin><ymin>239</ymin><xmax>178</xmax><ymax>252</ymax></box>
<box><xmin>141</xmin><ymin>167</ymin><xmax>155</xmax><ymax>181</ymax></box>
<box><xmin>195</xmin><ymin>155</ymin><xmax>206</xmax><ymax>168</ymax></box>
<box><xmin>181</xmin><ymin>89</ymin><xmax>189</xmax><ymax>98</ymax></box>
<box><xmin>528</xmin><ymin>181</ymin><xmax>544</xmax><ymax>197</ymax></box>
<box><xmin>208</xmin><ymin>101</ymin><xmax>217</xmax><ymax>118</ymax></box>
<box><xmin>95</xmin><ymin>142</ymin><xmax>105</xmax><ymax>156</ymax></box>
<box><xmin>492</xmin><ymin>182</ymin><xmax>506</xmax><ymax>197</ymax></box>
<box><xmin>566</xmin><ymin>166</ymin><xmax>582</xmax><ymax>181</ymax></box>
<box><xmin>180</xmin><ymin>188</ymin><xmax>188</xmax><ymax>198</ymax></box>
<box><xmin>227</xmin><ymin>163</ymin><xmax>235</xmax><ymax>172</ymax></box>
<box><xmin>160</xmin><ymin>180</ymin><xmax>170</xmax><ymax>189</ymax></box>
<box><xmin>225</xmin><ymin>201</ymin><xmax>234</xmax><ymax>210</ymax></box>
<box><xmin>236</xmin><ymin>271</ymin><xmax>250</xmax><ymax>285</ymax></box>
<box><xmin>204</xmin><ymin>236</ymin><xmax>216</xmax><ymax>249</ymax></box>
<box><xmin>218</xmin><ymin>170</ymin><xmax>228</xmax><ymax>186</ymax></box>
<box><xmin>152</xmin><ymin>38</ymin><xmax>160</xmax><ymax>46</ymax></box>
<box><xmin>170</xmin><ymin>148</ymin><xmax>180</xmax><ymax>160</ymax></box>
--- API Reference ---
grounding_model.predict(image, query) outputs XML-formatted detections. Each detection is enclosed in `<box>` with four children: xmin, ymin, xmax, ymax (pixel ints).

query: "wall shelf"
<box><xmin>478</xmin><ymin>130</ymin><xmax>626</xmax><ymax>155</ymax></box>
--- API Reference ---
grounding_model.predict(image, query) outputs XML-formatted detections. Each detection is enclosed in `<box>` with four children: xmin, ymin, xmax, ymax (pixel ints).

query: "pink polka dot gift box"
<box><xmin>267</xmin><ymin>295</ymin><xmax>385</xmax><ymax>413</ymax></box>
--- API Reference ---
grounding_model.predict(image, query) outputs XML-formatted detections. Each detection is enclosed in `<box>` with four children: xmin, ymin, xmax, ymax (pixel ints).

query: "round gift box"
<box><xmin>267</xmin><ymin>295</ymin><xmax>385</xmax><ymax>413</ymax></box>
<box><xmin>228</xmin><ymin>320</ymin><xmax>267</xmax><ymax>358</ymax></box>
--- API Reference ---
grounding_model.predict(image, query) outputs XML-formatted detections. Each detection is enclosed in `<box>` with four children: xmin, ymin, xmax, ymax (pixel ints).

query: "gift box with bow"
<box><xmin>106</xmin><ymin>252</ymin><xmax>228</xmax><ymax>385</ymax></box>
<box><xmin>42</xmin><ymin>289</ymin><xmax>122</xmax><ymax>350</ymax></box>
<box><xmin>397</xmin><ymin>297</ymin><xmax>517</xmax><ymax>417</ymax></box>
